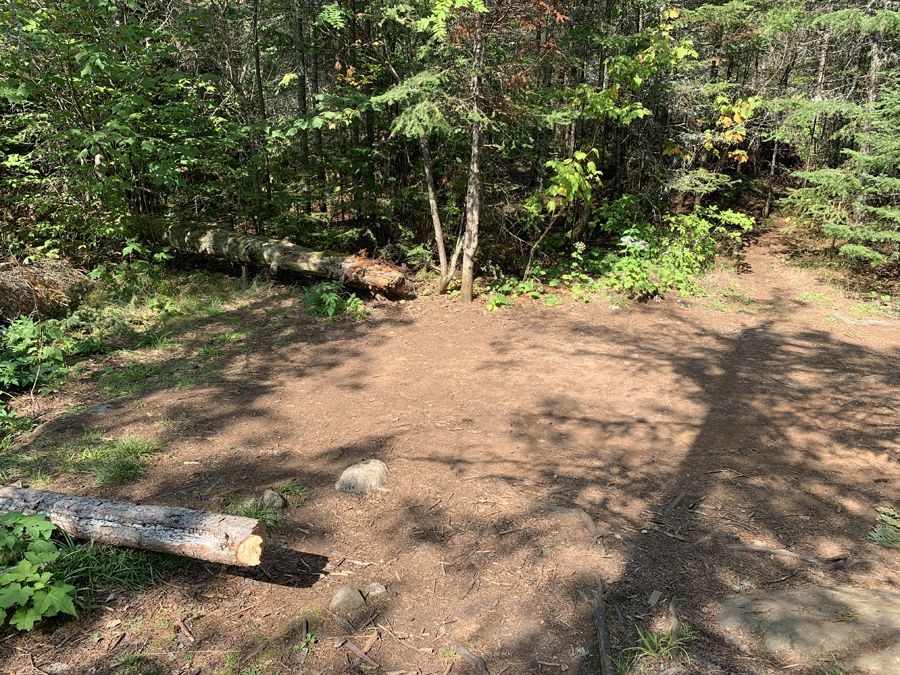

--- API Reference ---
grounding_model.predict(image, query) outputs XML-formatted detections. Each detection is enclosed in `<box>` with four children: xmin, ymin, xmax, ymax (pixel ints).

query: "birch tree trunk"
<box><xmin>149</xmin><ymin>222</ymin><xmax>413</xmax><ymax>298</ymax></box>
<box><xmin>460</xmin><ymin>13</ymin><xmax>486</xmax><ymax>304</ymax></box>
<box><xmin>418</xmin><ymin>132</ymin><xmax>452</xmax><ymax>293</ymax></box>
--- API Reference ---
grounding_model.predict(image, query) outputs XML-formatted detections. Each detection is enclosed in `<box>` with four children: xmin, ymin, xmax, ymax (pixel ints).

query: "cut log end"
<box><xmin>236</xmin><ymin>531</ymin><xmax>266</xmax><ymax>567</ymax></box>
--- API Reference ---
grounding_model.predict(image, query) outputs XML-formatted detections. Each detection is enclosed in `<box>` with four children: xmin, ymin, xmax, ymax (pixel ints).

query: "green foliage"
<box><xmin>53</xmin><ymin>536</ymin><xmax>181</xmax><ymax>605</ymax></box>
<box><xmin>782</xmin><ymin>87</ymin><xmax>900</xmax><ymax>271</ymax></box>
<box><xmin>0</xmin><ymin>512</ymin><xmax>77</xmax><ymax>630</ymax></box>
<box><xmin>277</xmin><ymin>481</ymin><xmax>310</xmax><ymax>506</ymax></box>
<box><xmin>64</xmin><ymin>436</ymin><xmax>159</xmax><ymax>486</ymax></box>
<box><xmin>626</xmin><ymin>626</ymin><xmax>693</xmax><ymax>665</ymax></box>
<box><xmin>871</xmin><ymin>506</ymin><xmax>900</xmax><ymax>550</ymax></box>
<box><xmin>226</xmin><ymin>500</ymin><xmax>277</xmax><ymax>533</ymax></box>
<box><xmin>304</xmin><ymin>281</ymin><xmax>366</xmax><ymax>319</ymax></box>
<box><xmin>0</xmin><ymin>316</ymin><xmax>68</xmax><ymax>394</ymax></box>
<box><xmin>590</xmin><ymin>198</ymin><xmax>753</xmax><ymax>297</ymax></box>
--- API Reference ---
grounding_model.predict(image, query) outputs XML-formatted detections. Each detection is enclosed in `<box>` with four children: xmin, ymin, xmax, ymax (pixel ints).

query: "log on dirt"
<box><xmin>0</xmin><ymin>486</ymin><xmax>265</xmax><ymax>566</ymax></box>
<box><xmin>149</xmin><ymin>222</ymin><xmax>414</xmax><ymax>299</ymax></box>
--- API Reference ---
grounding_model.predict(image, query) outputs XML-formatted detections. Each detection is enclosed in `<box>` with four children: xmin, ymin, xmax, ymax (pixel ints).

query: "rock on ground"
<box><xmin>718</xmin><ymin>586</ymin><xmax>900</xmax><ymax>675</ymax></box>
<box><xmin>330</xmin><ymin>584</ymin><xmax>366</xmax><ymax>612</ymax></box>
<box><xmin>335</xmin><ymin>459</ymin><xmax>389</xmax><ymax>494</ymax></box>
<box><xmin>260</xmin><ymin>489</ymin><xmax>288</xmax><ymax>509</ymax></box>
<box><xmin>364</xmin><ymin>582</ymin><xmax>387</xmax><ymax>597</ymax></box>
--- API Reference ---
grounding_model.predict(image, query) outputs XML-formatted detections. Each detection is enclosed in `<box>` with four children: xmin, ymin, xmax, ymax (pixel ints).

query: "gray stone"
<box><xmin>260</xmin><ymin>489</ymin><xmax>288</xmax><ymax>509</ymax></box>
<box><xmin>364</xmin><ymin>582</ymin><xmax>387</xmax><ymax>597</ymax></box>
<box><xmin>86</xmin><ymin>403</ymin><xmax>114</xmax><ymax>416</ymax></box>
<box><xmin>43</xmin><ymin>665</ymin><xmax>71</xmax><ymax>675</ymax></box>
<box><xmin>335</xmin><ymin>459</ymin><xmax>389</xmax><ymax>494</ymax></box>
<box><xmin>718</xmin><ymin>586</ymin><xmax>900</xmax><ymax>675</ymax></box>
<box><xmin>329</xmin><ymin>584</ymin><xmax>366</xmax><ymax>612</ymax></box>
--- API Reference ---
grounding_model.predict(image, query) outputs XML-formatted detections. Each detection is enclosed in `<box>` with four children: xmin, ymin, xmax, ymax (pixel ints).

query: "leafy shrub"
<box><xmin>597</xmin><ymin>200</ymin><xmax>753</xmax><ymax>296</ymax></box>
<box><xmin>304</xmin><ymin>281</ymin><xmax>366</xmax><ymax>318</ymax></box>
<box><xmin>0</xmin><ymin>317</ymin><xmax>67</xmax><ymax>392</ymax></box>
<box><xmin>0</xmin><ymin>512</ymin><xmax>77</xmax><ymax>630</ymax></box>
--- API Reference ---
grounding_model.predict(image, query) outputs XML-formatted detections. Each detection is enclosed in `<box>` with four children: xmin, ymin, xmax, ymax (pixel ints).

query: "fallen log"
<box><xmin>0</xmin><ymin>486</ymin><xmax>265</xmax><ymax>566</ymax></box>
<box><xmin>148</xmin><ymin>222</ymin><xmax>414</xmax><ymax>299</ymax></box>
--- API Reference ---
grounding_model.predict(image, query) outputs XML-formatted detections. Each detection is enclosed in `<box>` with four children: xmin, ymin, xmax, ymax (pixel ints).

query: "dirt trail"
<box><xmin>5</xmin><ymin>228</ymin><xmax>900</xmax><ymax>675</ymax></box>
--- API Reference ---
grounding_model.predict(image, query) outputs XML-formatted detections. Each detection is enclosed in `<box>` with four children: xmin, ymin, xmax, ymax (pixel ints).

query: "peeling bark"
<box><xmin>149</xmin><ymin>223</ymin><xmax>413</xmax><ymax>298</ymax></box>
<box><xmin>0</xmin><ymin>486</ymin><xmax>265</xmax><ymax>566</ymax></box>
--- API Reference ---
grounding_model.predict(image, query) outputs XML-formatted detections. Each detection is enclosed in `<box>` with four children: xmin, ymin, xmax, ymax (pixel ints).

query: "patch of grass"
<box><xmin>723</xmin><ymin>282</ymin><xmax>754</xmax><ymax>304</ymax></box>
<box><xmin>625</xmin><ymin>627</ymin><xmax>693</xmax><ymax>666</ymax></box>
<box><xmin>614</xmin><ymin>651</ymin><xmax>634</xmax><ymax>675</ymax></box>
<box><xmin>54</xmin><ymin>536</ymin><xmax>182</xmax><ymax>606</ymax></box>
<box><xmin>707</xmin><ymin>299</ymin><xmax>727</xmax><ymax>312</ymax></box>
<box><xmin>216</xmin><ymin>331</ymin><xmax>243</xmax><ymax>343</ymax></box>
<box><xmin>113</xmin><ymin>437</ymin><xmax>158</xmax><ymax>457</ymax></box>
<box><xmin>202</xmin><ymin>297</ymin><xmax>225</xmax><ymax>317</ymax></box>
<box><xmin>226</xmin><ymin>500</ymin><xmax>277</xmax><ymax>533</ymax></box>
<box><xmin>101</xmin><ymin>361</ymin><xmax>158</xmax><ymax>396</ymax></box>
<box><xmin>796</xmin><ymin>292</ymin><xmax>834</xmax><ymax>303</ymax></box>
<box><xmin>27</xmin><ymin>467</ymin><xmax>53</xmax><ymax>486</ymax></box>
<box><xmin>199</xmin><ymin>345</ymin><xmax>223</xmax><ymax>359</ymax></box>
<box><xmin>176</xmin><ymin>376</ymin><xmax>199</xmax><ymax>388</ymax></box>
<box><xmin>137</xmin><ymin>331</ymin><xmax>174</xmax><ymax>349</ymax></box>
<box><xmin>63</xmin><ymin>435</ymin><xmax>160</xmax><ymax>485</ymax></box>
<box><xmin>93</xmin><ymin>456</ymin><xmax>145</xmax><ymax>484</ymax></box>
<box><xmin>870</xmin><ymin>506</ymin><xmax>900</xmax><ymax>550</ymax></box>
<box><xmin>438</xmin><ymin>647</ymin><xmax>458</xmax><ymax>659</ymax></box>
<box><xmin>277</xmin><ymin>480</ymin><xmax>310</xmax><ymax>505</ymax></box>
<box><xmin>153</xmin><ymin>418</ymin><xmax>176</xmax><ymax>428</ymax></box>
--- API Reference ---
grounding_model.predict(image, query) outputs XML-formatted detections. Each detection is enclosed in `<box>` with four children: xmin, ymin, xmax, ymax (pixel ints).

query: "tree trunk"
<box><xmin>418</xmin><ymin>132</ymin><xmax>450</xmax><ymax>293</ymax></box>
<box><xmin>763</xmin><ymin>141</ymin><xmax>777</xmax><ymax>219</ymax></box>
<box><xmin>460</xmin><ymin>13</ymin><xmax>486</xmax><ymax>304</ymax></box>
<box><xmin>149</xmin><ymin>222</ymin><xmax>413</xmax><ymax>298</ymax></box>
<box><xmin>294</xmin><ymin>1</ymin><xmax>311</xmax><ymax>213</ymax></box>
<box><xmin>0</xmin><ymin>486</ymin><xmax>265</xmax><ymax>566</ymax></box>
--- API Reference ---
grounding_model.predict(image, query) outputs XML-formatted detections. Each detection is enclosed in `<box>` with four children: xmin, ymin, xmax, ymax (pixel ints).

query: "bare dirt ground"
<box><xmin>4</xmin><ymin>226</ymin><xmax>900</xmax><ymax>675</ymax></box>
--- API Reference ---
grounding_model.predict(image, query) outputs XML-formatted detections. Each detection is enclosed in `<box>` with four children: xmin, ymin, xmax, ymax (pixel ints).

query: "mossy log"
<box><xmin>0</xmin><ymin>486</ymin><xmax>265</xmax><ymax>566</ymax></box>
<box><xmin>150</xmin><ymin>223</ymin><xmax>414</xmax><ymax>298</ymax></box>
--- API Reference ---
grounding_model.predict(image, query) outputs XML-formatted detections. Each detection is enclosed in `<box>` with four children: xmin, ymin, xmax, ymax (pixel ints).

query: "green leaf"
<box><xmin>33</xmin><ymin>584</ymin><xmax>77</xmax><ymax>618</ymax></box>
<box><xmin>0</xmin><ymin>583</ymin><xmax>34</xmax><ymax>609</ymax></box>
<box><xmin>10</xmin><ymin>606</ymin><xmax>41</xmax><ymax>631</ymax></box>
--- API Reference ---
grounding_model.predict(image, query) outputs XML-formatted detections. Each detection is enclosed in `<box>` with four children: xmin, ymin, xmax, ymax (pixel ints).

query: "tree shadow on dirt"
<box><xmin>6</xmin><ymin>280</ymin><xmax>900</xmax><ymax>674</ymax></box>
<box><xmin>481</xmin><ymin>301</ymin><xmax>900</xmax><ymax>673</ymax></box>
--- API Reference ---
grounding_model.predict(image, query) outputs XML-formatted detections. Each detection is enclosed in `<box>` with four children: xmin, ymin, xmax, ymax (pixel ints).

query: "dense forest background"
<box><xmin>1</xmin><ymin>0</ymin><xmax>898</xmax><ymax>301</ymax></box>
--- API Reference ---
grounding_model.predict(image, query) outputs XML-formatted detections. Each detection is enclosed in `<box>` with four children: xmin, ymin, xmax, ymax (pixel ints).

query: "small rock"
<box><xmin>86</xmin><ymin>403</ymin><xmax>113</xmax><ymax>416</ymax></box>
<box><xmin>335</xmin><ymin>459</ymin><xmax>389</xmax><ymax>494</ymax></box>
<box><xmin>43</xmin><ymin>665</ymin><xmax>71</xmax><ymax>675</ymax></box>
<box><xmin>481</xmin><ymin>524</ymin><xmax>499</xmax><ymax>537</ymax></box>
<box><xmin>260</xmin><ymin>489</ymin><xmax>288</xmax><ymax>509</ymax></box>
<box><xmin>365</xmin><ymin>582</ymin><xmax>387</xmax><ymax>597</ymax></box>
<box><xmin>330</xmin><ymin>584</ymin><xmax>366</xmax><ymax>612</ymax></box>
